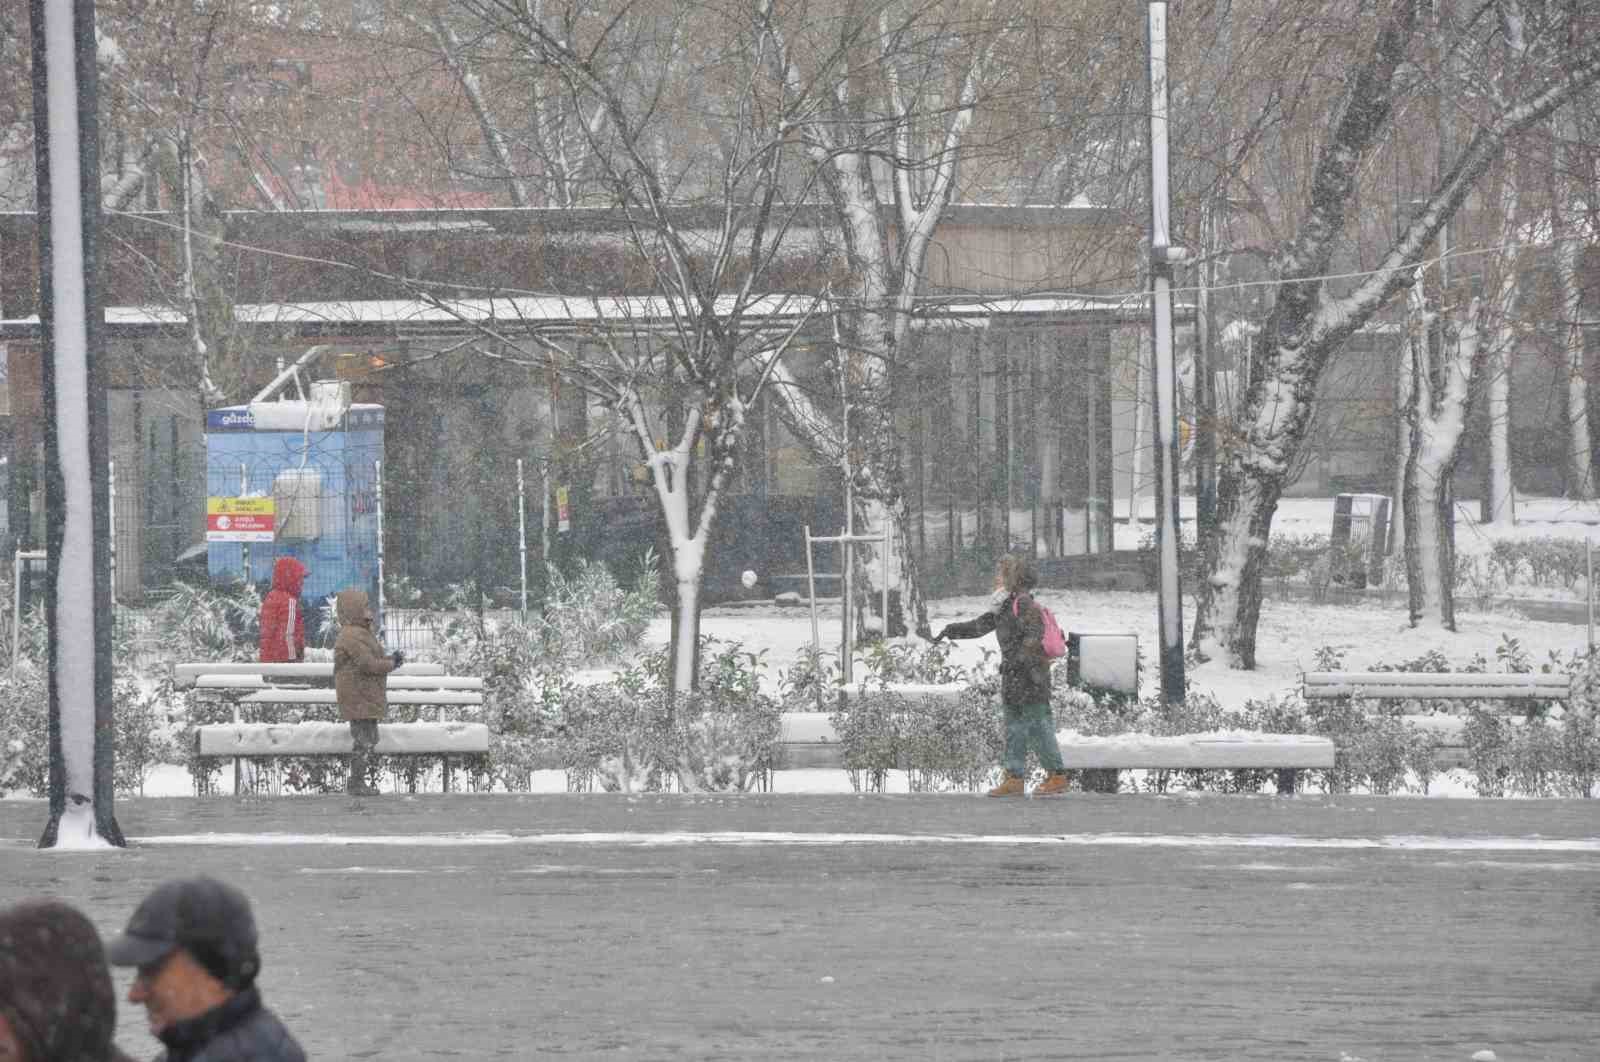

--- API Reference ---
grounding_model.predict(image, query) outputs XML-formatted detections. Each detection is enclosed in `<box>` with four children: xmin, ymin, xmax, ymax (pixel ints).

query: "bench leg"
<box><xmin>1275</xmin><ymin>768</ymin><xmax>1299</xmax><ymax>795</ymax></box>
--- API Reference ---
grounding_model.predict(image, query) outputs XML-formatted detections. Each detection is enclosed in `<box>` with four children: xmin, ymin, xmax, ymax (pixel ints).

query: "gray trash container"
<box><xmin>1329</xmin><ymin>493</ymin><xmax>1390</xmax><ymax>589</ymax></box>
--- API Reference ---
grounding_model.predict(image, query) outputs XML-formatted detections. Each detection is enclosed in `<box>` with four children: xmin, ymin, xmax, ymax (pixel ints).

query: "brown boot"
<box><xmin>1031</xmin><ymin>771</ymin><xmax>1070</xmax><ymax>797</ymax></box>
<box><xmin>987</xmin><ymin>772</ymin><xmax>1026</xmax><ymax>797</ymax></box>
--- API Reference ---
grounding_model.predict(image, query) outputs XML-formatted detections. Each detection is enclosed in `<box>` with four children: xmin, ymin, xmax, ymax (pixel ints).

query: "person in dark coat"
<box><xmin>0</xmin><ymin>898</ymin><xmax>137</xmax><ymax>1062</ymax></box>
<box><xmin>106</xmin><ymin>877</ymin><xmax>304</xmax><ymax>1062</ymax></box>
<box><xmin>257</xmin><ymin>558</ymin><xmax>307</xmax><ymax>664</ymax></box>
<box><xmin>936</xmin><ymin>551</ymin><xmax>1070</xmax><ymax>797</ymax></box>
<box><xmin>333</xmin><ymin>587</ymin><xmax>402</xmax><ymax>797</ymax></box>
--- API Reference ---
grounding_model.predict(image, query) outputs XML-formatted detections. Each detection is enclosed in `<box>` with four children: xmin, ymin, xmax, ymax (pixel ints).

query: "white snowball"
<box><xmin>741</xmin><ymin>569</ymin><xmax>758</xmax><ymax>589</ymax></box>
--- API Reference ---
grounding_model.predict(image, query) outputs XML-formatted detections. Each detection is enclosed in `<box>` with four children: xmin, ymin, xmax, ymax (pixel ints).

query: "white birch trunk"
<box><xmin>1554</xmin><ymin>118</ymin><xmax>1595</xmax><ymax>499</ymax></box>
<box><xmin>1402</xmin><ymin>286</ymin><xmax>1483</xmax><ymax>631</ymax></box>
<box><xmin>1485</xmin><ymin>163</ymin><xmax>1522</xmax><ymax>525</ymax></box>
<box><xmin>1391</xmin><ymin>328</ymin><xmax>1413</xmax><ymax>551</ymax></box>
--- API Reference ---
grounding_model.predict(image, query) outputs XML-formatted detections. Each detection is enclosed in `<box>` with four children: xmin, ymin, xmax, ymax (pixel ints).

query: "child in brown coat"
<box><xmin>333</xmin><ymin>588</ymin><xmax>401</xmax><ymax>796</ymax></box>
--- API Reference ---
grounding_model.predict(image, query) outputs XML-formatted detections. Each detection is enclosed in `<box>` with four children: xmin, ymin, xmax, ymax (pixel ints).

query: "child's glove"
<box><xmin>391</xmin><ymin>650</ymin><xmax>405</xmax><ymax>668</ymax></box>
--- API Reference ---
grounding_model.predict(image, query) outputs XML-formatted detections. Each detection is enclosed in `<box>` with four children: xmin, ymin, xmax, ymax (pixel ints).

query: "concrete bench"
<box><xmin>777</xmin><ymin>710</ymin><xmax>1334</xmax><ymax>792</ymax></box>
<box><xmin>1302</xmin><ymin>671</ymin><xmax>1571</xmax><ymax>702</ymax></box>
<box><xmin>180</xmin><ymin>661</ymin><xmax>488</xmax><ymax>791</ymax></box>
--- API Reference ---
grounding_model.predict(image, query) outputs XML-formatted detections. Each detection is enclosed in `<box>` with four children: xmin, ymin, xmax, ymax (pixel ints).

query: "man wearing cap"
<box><xmin>106</xmin><ymin>877</ymin><xmax>305</xmax><ymax>1062</ymax></box>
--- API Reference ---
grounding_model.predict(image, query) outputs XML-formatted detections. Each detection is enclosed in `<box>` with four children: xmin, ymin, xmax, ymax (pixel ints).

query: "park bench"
<box><xmin>778</xmin><ymin>692</ymin><xmax>1335</xmax><ymax>794</ymax></box>
<box><xmin>1301</xmin><ymin>671</ymin><xmax>1572</xmax><ymax>703</ymax></box>
<box><xmin>1301</xmin><ymin>670</ymin><xmax>1574</xmax><ymax>768</ymax></box>
<box><xmin>176</xmin><ymin>661</ymin><xmax>489</xmax><ymax>791</ymax></box>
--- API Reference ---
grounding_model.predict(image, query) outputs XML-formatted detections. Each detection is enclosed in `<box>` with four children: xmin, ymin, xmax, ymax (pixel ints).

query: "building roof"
<box><xmin>1</xmin><ymin>292</ymin><xmax>1174</xmax><ymax>341</ymax></box>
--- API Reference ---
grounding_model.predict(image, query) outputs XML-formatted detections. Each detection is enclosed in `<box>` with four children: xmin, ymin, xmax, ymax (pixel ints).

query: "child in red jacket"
<box><xmin>258</xmin><ymin>557</ymin><xmax>308</xmax><ymax>663</ymax></box>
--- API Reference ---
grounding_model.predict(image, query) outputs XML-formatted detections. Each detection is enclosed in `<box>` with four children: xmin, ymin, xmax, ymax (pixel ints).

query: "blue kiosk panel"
<box><xmin>205</xmin><ymin>404</ymin><xmax>384</xmax><ymax>614</ymax></box>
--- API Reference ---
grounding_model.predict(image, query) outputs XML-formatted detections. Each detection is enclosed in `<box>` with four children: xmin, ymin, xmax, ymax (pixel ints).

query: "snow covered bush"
<box><xmin>776</xmin><ymin>646</ymin><xmax>841</xmax><ymax>713</ymax></box>
<box><xmin>827</xmin><ymin>681</ymin><xmax>1001</xmax><ymax>793</ymax></box>
<box><xmin>897</xmin><ymin>686</ymin><xmax>1004</xmax><ymax>793</ymax></box>
<box><xmin>860</xmin><ymin>636</ymin><xmax>983</xmax><ymax>687</ymax></box>
<box><xmin>672</xmin><ymin>639</ymin><xmax>782</xmax><ymax>792</ymax></box>
<box><xmin>0</xmin><ymin>600</ymin><xmax>181</xmax><ymax>797</ymax></box>
<box><xmin>557</xmin><ymin>670</ymin><xmax>673</xmax><ymax>793</ymax></box>
<box><xmin>556</xmin><ymin>637</ymin><xmax>781</xmax><ymax>793</ymax></box>
<box><xmin>827</xmin><ymin>687</ymin><xmax>903</xmax><ymax>793</ymax></box>
<box><xmin>0</xmin><ymin>609</ymin><xmax>49</xmax><ymax>797</ymax></box>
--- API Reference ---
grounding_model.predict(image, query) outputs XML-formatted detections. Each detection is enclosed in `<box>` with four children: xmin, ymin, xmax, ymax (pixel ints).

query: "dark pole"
<box><xmin>1147</xmin><ymin>0</ymin><xmax>1186</xmax><ymax>704</ymax></box>
<box><xmin>31</xmin><ymin>0</ymin><xmax>123</xmax><ymax>848</ymax></box>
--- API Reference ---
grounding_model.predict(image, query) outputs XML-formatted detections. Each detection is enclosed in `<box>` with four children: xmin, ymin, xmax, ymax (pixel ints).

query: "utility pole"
<box><xmin>30</xmin><ymin>0</ymin><xmax>124</xmax><ymax>848</ymax></box>
<box><xmin>1147</xmin><ymin>0</ymin><xmax>1186</xmax><ymax>704</ymax></box>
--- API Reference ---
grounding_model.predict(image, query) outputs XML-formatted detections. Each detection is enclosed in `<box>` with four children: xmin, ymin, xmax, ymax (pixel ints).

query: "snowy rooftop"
<box><xmin>0</xmin><ymin>292</ymin><xmax>1165</xmax><ymax>338</ymax></box>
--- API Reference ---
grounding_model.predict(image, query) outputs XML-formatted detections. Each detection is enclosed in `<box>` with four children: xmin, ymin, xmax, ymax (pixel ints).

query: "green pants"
<box><xmin>1004</xmin><ymin>702</ymin><xmax>1064</xmax><ymax>776</ymax></box>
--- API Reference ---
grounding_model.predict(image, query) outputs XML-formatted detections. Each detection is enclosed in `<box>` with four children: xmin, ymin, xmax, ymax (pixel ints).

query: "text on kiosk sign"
<box><xmin>206</xmin><ymin>497</ymin><xmax>276</xmax><ymax>542</ymax></box>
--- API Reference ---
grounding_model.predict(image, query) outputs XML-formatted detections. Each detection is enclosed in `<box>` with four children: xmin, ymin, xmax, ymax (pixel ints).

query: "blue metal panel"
<box><xmin>206</xmin><ymin>404</ymin><xmax>385</xmax><ymax>628</ymax></box>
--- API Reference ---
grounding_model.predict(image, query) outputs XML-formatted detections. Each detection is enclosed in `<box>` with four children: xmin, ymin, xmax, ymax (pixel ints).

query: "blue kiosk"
<box><xmin>205</xmin><ymin>348</ymin><xmax>384</xmax><ymax>631</ymax></box>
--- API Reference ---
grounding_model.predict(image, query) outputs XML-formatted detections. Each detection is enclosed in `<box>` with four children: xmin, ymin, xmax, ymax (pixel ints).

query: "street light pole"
<box><xmin>1147</xmin><ymin>0</ymin><xmax>1186</xmax><ymax>705</ymax></box>
<box><xmin>30</xmin><ymin>0</ymin><xmax>124</xmax><ymax>847</ymax></box>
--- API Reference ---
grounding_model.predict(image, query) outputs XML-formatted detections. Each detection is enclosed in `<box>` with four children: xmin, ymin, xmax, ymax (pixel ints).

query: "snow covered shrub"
<box><xmin>671</xmin><ymin>639</ymin><xmax>782</xmax><ymax>792</ymax></box>
<box><xmin>1557</xmin><ymin>711</ymin><xmax>1598</xmax><ymax>798</ymax></box>
<box><xmin>1463</xmin><ymin>707</ymin><xmax>1512</xmax><ymax>797</ymax></box>
<box><xmin>1508</xmin><ymin>717</ymin><xmax>1564</xmax><ymax>797</ymax></box>
<box><xmin>1304</xmin><ymin>695</ymin><xmax>1434</xmax><ymax>795</ymax></box>
<box><xmin>893</xmin><ymin>686</ymin><xmax>1003</xmax><ymax>793</ymax></box>
<box><xmin>113</xmin><ymin>675</ymin><xmax>177</xmax><ymax>796</ymax></box>
<box><xmin>147</xmin><ymin>580</ymin><xmax>262</xmax><ymax>662</ymax></box>
<box><xmin>0</xmin><ymin>607</ymin><xmax>49</xmax><ymax>796</ymax></box>
<box><xmin>829</xmin><ymin>687</ymin><xmax>904</xmax><ymax>793</ymax></box>
<box><xmin>776</xmin><ymin>646</ymin><xmax>841</xmax><ymax>713</ymax></box>
<box><xmin>556</xmin><ymin>670</ymin><xmax>673</xmax><ymax>793</ymax></box>
<box><xmin>861</xmin><ymin>637</ymin><xmax>982</xmax><ymax>687</ymax></box>
<box><xmin>536</xmin><ymin>553</ymin><xmax>659</xmax><ymax>670</ymax></box>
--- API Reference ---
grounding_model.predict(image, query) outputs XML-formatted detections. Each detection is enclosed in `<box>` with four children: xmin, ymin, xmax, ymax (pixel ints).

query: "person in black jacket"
<box><xmin>106</xmin><ymin>878</ymin><xmax>304</xmax><ymax>1062</ymax></box>
<box><xmin>936</xmin><ymin>551</ymin><xmax>1070</xmax><ymax>797</ymax></box>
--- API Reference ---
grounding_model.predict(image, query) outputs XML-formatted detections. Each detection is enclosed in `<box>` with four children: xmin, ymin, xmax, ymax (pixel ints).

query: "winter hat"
<box><xmin>0</xmin><ymin>899</ymin><xmax>123</xmax><ymax>1061</ymax></box>
<box><xmin>106</xmin><ymin>877</ymin><xmax>260</xmax><ymax>990</ymax></box>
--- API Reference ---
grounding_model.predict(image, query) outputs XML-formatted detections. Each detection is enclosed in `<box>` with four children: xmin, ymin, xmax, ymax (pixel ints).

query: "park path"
<box><xmin>1</xmin><ymin>794</ymin><xmax>1596</xmax><ymax>1061</ymax></box>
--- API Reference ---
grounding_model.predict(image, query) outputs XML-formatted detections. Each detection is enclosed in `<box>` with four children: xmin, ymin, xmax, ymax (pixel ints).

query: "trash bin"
<box><xmin>1329</xmin><ymin>493</ymin><xmax>1390</xmax><ymax>589</ymax></box>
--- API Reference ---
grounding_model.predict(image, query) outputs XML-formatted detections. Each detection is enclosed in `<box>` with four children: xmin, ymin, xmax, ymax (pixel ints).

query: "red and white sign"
<box><xmin>207</xmin><ymin>497</ymin><xmax>276</xmax><ymax>542</ymax></box>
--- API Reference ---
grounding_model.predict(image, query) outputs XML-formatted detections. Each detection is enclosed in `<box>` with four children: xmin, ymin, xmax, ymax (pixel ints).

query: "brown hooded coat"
<box><xmin>333</xmin><ymin>588</ymin><xmax>395</xmax><ymax>721</ymax></box>
<box><xmin>0</xmin><ymin>899</ymin><xmax>137</xmax><ymax>1062</ymax></box>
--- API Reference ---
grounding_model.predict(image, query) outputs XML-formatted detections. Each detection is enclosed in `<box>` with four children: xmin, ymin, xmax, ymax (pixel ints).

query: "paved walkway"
<box><xmin>2</xmin><ymin>794</ymin><xmax>1596</xmax><ymax>1061</ymax></box>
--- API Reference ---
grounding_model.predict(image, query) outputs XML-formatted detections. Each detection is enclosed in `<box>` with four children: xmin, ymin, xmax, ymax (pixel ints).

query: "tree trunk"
<box><xmin>1555</xmin><ymin>175</ymin><xmax>1595</xmax><ymax>500</ymax></box>
<box><xmin>1402</xmin><ymin>288</ymin><xmax>1483</xmax><ymax>631</ymax></box>
<box><xmin>1485</xmin><ymin>162</ymin><xmax>1522</xmax><ymax>524</ymax></box>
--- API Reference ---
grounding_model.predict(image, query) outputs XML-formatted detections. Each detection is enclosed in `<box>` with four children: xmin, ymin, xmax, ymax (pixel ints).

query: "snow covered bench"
<box><xmin>1302</xmin><ymin>671</ymin><xmax>1576</xmax><ymax>770</ymax></box>
<box><xmin>1301</xmin><ymin>671</ymin><xmax>1572</xmax><ymax>703</ymax></box>
<box><xmin>779</xmin><ymin>710</ymin><xmax>1334</xmax><ymax>791</ymax></box>
<box><xmin>179</xmin><ymin>662</ymin><xmax>489</xmax><ymax>788</ymax></box>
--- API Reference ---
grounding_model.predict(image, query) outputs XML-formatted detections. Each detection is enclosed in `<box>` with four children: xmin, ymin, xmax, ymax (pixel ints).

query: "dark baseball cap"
<box><xmin>106</xmin><ymin>877</ymin><xmax>260</xmax><ymax>988</ymax></box>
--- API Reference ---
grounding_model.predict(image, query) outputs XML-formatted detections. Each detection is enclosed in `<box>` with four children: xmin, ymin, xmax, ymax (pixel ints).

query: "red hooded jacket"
<box><xmin>259</xmin><ymin>557</ymin><xmax>308</xmax><ymax>662</ymax></box>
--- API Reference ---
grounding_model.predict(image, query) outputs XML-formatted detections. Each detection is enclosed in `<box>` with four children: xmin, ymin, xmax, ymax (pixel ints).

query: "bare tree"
<box><xmin>764</xmin><ymin>0</ymin><xmax>1017</xmax><ymax>638</ymax></box>
<box><xmin>399</xmin><ymin>0</ymin><xmax>833</xmax><ymax>759</ymax></box>
<box><xmin>1190</xmin><ymin>0</ymin><xmax>1600</xmax><ymax>668</ymax></box>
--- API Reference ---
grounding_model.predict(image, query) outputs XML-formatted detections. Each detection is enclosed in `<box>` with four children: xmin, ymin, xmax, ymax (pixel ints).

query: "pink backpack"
<box><xmin>1014</xmin><ymin>596</ymin><xmax>1067</xmax><ymax>659</ymax></box>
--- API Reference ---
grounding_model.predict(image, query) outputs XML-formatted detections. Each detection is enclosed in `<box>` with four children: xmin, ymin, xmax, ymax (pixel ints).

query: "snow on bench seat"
<box><xmin>173</xmin><ymin>661</ymin><xmax>445</xmax><ymax>689</ymax></box>
<box><xmin>776</xmin><ymin>714</ymin><xmax>1335</xmax><ymax>771</ymax></box>
<box><xmin>1052</xmin><ymin>731</ymin><xmax>1335</xmax><ymax>770</ymax></box>
<box><xmin>191</xmin><ymin>674</ymin><xmax>483</xmax><ymax>691</ymax></box>
<box><xmin>234</xmin><ymin>688</ymin><xmax>483</xmax><ymax>706</ymax></box>
<box><xmin>1302</xmin><ymin>671</ymin><xmax>1571</xmax><ymax>701</ymax></box>
<box><xmin>196</xmin><ymin>721</ymin><xmax>489</xmax><ymax>758</ymax></box>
